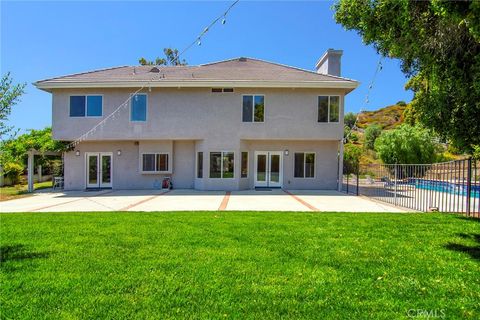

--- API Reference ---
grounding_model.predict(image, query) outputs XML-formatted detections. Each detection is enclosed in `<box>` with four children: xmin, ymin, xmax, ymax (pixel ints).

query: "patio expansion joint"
<box><xmin>29</xmin><ymin>190</ymin><xmax>115</xmax><ymax>212</ymax></box>
<box><xmin>218</xmin><ymin>191</ymin><xmax>231</xmax><ymax>211</ymax></box>
<box><xmin>282</xmin><ymin>189</ymin><xmax>319</xmax><ymax>212</ymax></box>
<box><xmin>120</xmin><ymin>190</ymin><xmax>170</xmax><ymax>211</ymax></box>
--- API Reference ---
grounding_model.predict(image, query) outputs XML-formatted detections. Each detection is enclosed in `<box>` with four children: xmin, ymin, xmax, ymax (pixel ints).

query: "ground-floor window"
<box><xmin>210</xmin><ymin>152</ymin><xmax>234</xmax><ymax>178</ymax></box>
<box><xmin>141</xmin><ymin>153</ymin><xmax>169</xmax><ymax>173</ymax></box>
<box><xmin>241</xmin><ymin>152</ymin><xmax>248</xmax><ymax>178</ymax></box>
<box><xmin>294</xmin><ymin>152</ymin><xmax>315</xmax><ymax>178</ymax></box>
<box><xmin>197</xmin><ymin>152</ymin><xmax>203</xmax><ymax>178</ymax></box>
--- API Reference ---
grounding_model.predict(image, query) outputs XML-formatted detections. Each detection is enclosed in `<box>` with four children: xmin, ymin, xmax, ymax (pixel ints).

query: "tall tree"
<box><xmin>139</xmin><ymin>48</ymin><xmax>187</xmax><ymax>66</ymax></box>
<box><xmin>344</xmin><ymin>112</ymin><xmax>357</xmax><ymax>129</ymax></box>
<box><xmin>0</xmin><ymin>72</ymin><xmax>26</xmax><ymax>139</ymax></box>
<box><xmin>374</xmin><ymin>124</ymin><xmax>438</xmax><ymax>164</ymax></box>
<box><xmin>334</xmin><ymin>0</ymin><xmax>480</xmax><ymax>152</ymax></box>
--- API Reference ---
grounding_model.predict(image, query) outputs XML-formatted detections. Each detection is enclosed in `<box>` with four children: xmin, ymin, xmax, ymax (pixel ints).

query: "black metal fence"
<box><xmin>342</xmin><ymin>159</ymin><xmax>480</xmax><ymax>217</ymax></box>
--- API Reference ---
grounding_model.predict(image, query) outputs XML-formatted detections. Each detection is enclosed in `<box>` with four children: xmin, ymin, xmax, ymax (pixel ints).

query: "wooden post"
<box><xmin>27</xmin><ymin>151</ymin><xmax>34</xmax><ymax>193</ymax></box>
<box><xmin>37</xmin><ymin>165</ymin><xmax>42</xmax><ymax>182</ymax></box>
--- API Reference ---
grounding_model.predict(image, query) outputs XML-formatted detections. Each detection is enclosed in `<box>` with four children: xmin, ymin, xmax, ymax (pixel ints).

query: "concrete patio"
<box><xmin>0</xmin><ymin>189</ymin><xmax>408</xmax><ymax>213</ymax></box>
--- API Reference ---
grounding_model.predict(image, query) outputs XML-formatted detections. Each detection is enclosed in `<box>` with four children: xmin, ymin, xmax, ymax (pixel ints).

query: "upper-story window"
<box><xmin>318</xmin><ymin>96</ymin><xmax>339</xmax><ymax>123</ymax></box>
<box><xmin>242</xmin><ymin>95</ymin><xmax>264</xmax><ymax>122</ymax></box>
<box><xmin>70</xmin><ymin>95</ymin><xmax>103</xmax><ymax>117</ymax></box>
<box><xmin>131</xmin><ymin>94</ymin><xmax>147</xmax><ymax>122</ymax></box>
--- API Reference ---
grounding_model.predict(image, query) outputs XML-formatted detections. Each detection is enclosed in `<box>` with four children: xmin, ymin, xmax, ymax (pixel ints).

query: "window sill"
<box><xmin>141</xmin><ymin>171</ymin><xmax>172</xmax><ymax>175</ymax></box>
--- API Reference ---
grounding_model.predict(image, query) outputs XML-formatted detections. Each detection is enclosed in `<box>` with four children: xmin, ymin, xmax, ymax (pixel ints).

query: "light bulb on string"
<box><xmin>222</xmin><ymin>16</ymin><xmax>226</xmax><ymax>24</ymax></box>
<box><xmin>197</xmin><ymin>38</ymin><xmax>202</xmax><ymax>46</ymax></box>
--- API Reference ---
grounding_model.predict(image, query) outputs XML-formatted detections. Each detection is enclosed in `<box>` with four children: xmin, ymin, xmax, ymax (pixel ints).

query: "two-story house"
<box><xmin>34</xmin><ymin>49</ymin><xmax>358</xmax><ymax>191</ymax></box>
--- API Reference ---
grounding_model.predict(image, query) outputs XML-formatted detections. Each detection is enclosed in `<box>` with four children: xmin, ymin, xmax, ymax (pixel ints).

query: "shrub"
<box><xmin>344</xmin><ymin>112</ymin><xmax>357</xmax><ymax>129</ymax></box>
<box><xmin>364</xmin><ymin>124</ymin><xmax>382</xmax><ymax>150</ymax></box>
<box><xmin>344</xmin><ymin>143</ymin><xmax>362</xmax><ymax>174</ymax></box>
<box><xmin>349</xmin><ymin>132</ymin><xmax>359</xmax><ymax>143</ymax></box>
<box><xmin>472</xmin><ymin>145</ymin><xmax>480</xmax><ymax>160</ymax></box>
<box><xmin>3</xmin><ymin>161</ymin><xmax>24</xmax><ymax>185</ymax></box>
<box><xmin>374</xmin><ymin>124</ymin><xmax>438</xmax><ymax>164</ymax></box>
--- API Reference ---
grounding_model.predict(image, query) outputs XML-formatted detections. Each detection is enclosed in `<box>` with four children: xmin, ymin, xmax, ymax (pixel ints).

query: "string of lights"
<box><xmin>344</xmin><ymin>56</ymin><xmax>384</xmax><ymax>142</ymax></box>
<box><xmin>69</xmin><ymin>0</ymin><xmax>240</xmax><ymax>149</ymax></box>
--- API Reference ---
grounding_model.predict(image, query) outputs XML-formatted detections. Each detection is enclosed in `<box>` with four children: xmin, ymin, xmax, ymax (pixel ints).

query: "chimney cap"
<box><xmin>315</xmin><ymin>49</ymin><xmax>343</xmax><ymax>71</ymax></box>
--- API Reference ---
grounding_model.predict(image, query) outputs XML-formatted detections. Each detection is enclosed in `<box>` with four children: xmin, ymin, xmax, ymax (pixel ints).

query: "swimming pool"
<box><xmin>412</xmin><ymin>179</ymin><xmax>480</xmax><ymax>198</ymax></box>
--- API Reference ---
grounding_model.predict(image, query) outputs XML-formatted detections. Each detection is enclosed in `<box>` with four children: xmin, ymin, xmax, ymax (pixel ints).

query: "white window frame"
<box><xmin>209</xmin><ymin>151</ymin><xmax>235</xmax><ymax>179</ymax></box>
<box><xmin>140</xmin><ymin>152</ymin><xmax>171</xmax><ymax>174</ymax></box>
<box><xmin>130</xmin><ymin>93</ymin><xmax>148</xmax><ymax>122</ymax></box>
<box><xmin>69</xmin><ymin>94</ymin><xmax>104</xmax><ymax>118</ymax></box>
<box><xmin>241</xmin><ymin>151</ymin><xmax>249</xmax><ymax>178</ymax></box>
<box><xmin>242</xmin><ymin>94</ymin><xmax>265</xmax><ymax>123</ymax></box>
<box><xmin>294</xmin><ymin>152</ymin><xmax>316</xmax><ymax>179</ymax></box>
<box><xmin>318</xmin><ymin>95</ymin><xmax>340</xmax><ymax>123</ymax></box>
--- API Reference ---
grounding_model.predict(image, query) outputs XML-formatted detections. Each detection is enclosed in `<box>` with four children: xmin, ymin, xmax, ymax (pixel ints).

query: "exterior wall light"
<box><xmin>284</xmin><ymin>150</ymin><xmax>289</xmax><ymax>156</ymax></box>
<box><xmin>75</xmin><ymin>150</ymin><xmax>80</xmax><ymax>156</ymax></box>
<box><xmin>117</xmin><ymin>150</ymin><xmax>122</xmax><ymax>156</ymax></box>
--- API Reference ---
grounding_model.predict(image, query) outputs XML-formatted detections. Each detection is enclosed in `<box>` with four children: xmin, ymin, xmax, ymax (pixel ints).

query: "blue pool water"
<box><xmin>412</xmin><ymin>179</ymin><xmax>480</xmax><ymax>198</ymax></box>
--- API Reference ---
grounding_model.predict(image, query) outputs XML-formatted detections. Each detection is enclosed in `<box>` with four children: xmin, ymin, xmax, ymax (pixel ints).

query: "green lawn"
<box><xmin>0</xmin><ymin>181</ymin><xmax>52</xmax><ymax>201</ymax></box>
<box><xmin>1</xmin><ymin>212</ymin><xmax>479</xmax><ymax>319</ymax></box>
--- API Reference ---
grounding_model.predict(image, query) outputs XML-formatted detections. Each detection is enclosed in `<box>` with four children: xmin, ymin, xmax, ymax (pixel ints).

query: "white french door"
<box><xmin>254</xmin><ymin>151</ymin><xmax>283</xmax><ymax>188</ymax></box>
<box><xmin>86</xmin><ymin>152</ymin><xmax>112</xmax><ymax>188</ymax></box>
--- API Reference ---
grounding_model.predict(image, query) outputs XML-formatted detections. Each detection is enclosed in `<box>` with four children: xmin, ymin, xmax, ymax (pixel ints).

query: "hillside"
<box><xmin>356</xmin><ymin>104</ymin><xmax>406</xmax><ymax>130</ymax></box>
<box><xmin>348</xmin><ymin>103</ymin><xmax>408</xmax><ymax>165</ymax></box>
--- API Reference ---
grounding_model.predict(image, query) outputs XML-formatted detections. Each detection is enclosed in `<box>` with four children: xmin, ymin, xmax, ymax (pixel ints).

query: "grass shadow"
<box><xmin>455</xmin><ymin>216</ymin><xmax>480</xmax><ymax>223</ymax></box>
<box><xmin>0</xmin><ymin>244</ymin><xmax>50</xmax><ymax>264</ymax></box>
<box><xmin>445</xmin><ymin>233</ymin><xmax>480</xmax><ymax>262</ymax></box>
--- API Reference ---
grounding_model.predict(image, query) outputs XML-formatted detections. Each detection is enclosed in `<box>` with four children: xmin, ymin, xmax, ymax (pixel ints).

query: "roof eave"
<box><xmin>34</xmin><ymin>80</ymin><xmax>360</xmax><ymax>91</ymax></box>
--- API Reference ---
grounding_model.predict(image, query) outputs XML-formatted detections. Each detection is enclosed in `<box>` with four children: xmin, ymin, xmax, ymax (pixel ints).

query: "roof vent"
<box><xmin>150</xmin><ymin>67</ymin><xmax>160</xmax><ymax>73</ymax></box>
<box><xmin>238</xmin><ymin>57</ymin><xmax>247</xmax><ymax>62</ymax></box>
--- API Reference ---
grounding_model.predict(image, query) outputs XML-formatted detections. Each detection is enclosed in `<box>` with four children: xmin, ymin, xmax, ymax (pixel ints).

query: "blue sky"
<box><xmin>1</xmin><ymin>0</ymin><xmax>413</xmax><ymax>132</ymax></box>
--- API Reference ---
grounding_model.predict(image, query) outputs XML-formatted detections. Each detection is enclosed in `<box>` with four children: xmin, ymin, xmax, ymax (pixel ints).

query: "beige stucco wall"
<box><xmin>56</xmin><ymin>86</ymin><xmax>346</xmax><ymax>190</ymax></box>
<box><xmin>65</xmin><ymin>139</ymin><xmax>339</xmax><ymax>191</ymax></box>
<box><xmin>51</xmin><ymin>87</ymin><xmax>346</xmax><ymax>141</ymax></box>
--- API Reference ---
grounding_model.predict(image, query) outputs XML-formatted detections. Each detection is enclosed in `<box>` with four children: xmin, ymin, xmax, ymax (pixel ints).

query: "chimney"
<box><xmin>315</xmin><ymin>49</ymin><xmax>343</xmax><ymax>76</ymax></box>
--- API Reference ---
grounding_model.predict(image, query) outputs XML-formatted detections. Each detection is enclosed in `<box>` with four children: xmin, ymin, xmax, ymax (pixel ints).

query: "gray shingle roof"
<box><xmin>35</xmin><ymin>57</ymin><xmax>358</xmax><ymax>89</ymax></box>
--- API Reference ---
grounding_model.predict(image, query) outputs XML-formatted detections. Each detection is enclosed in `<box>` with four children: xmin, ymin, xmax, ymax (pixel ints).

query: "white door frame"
<box><xmin>85</xmin><ymin>152</ymin><xmax>113</xmax><ymax>189</ymax></box>
<box><xmin>254</xmin><ymin>151</ymin><xmax>283</xmax><ymax>188</ymax></box>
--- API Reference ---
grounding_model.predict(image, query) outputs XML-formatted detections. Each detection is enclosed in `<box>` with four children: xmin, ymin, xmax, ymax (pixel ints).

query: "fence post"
<box><xmin>356</xmin><ymin>165</ymin><xmax>360</xmax><ymax>196</ymax></box>
<box><xmin>394</xmin><ymin>164</ymin><xmax>398</xmax><ymax>206</ymax></box>
<box><xmin>466</xmin><ymin>157</ymin><xmax>472</xmax><ymax>217</ymax></box>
